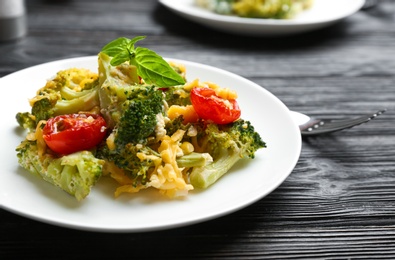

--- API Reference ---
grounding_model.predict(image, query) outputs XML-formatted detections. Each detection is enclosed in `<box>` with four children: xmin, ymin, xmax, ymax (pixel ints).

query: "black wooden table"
<box><xmin>1</xmin><ymin>0</ymin><xmax>394</xmax><ymax>258</ymax></box>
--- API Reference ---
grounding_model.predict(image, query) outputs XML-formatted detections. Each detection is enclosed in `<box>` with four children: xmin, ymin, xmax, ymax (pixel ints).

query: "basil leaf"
<box><xmin>100</xmin><ymin>36</ymin><xmax>185</xmax><ymax>88</ymax></box>
<box><xmin>101</xmin><ymin>37</ymin><xmax>131</xmax><ymax>57</ymax></box>
<box><xmin>101</xmin><ymin>36</ymin><xmax>147</xmax><ymax>65</ymax></box>
<box><xmin>134</xmin><ymin>47</ymin><xmax>185</xmax><ymax>88</ymax></box>
<box><xmin>110</xmin><ymin>51</ymin><xmax>130</xmax><ymax>66</ymax></box>
<box><xmin>128</xmin><ymin>36</ymin><xmax>146</xmax><ymax>49</ymax></box>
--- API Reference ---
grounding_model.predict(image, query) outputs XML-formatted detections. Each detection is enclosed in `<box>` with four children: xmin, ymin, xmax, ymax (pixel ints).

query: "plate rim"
<box><xmin>159</xmin><ymin>0</ymin><xmax>366</xmax><ymax>35</ymax></box>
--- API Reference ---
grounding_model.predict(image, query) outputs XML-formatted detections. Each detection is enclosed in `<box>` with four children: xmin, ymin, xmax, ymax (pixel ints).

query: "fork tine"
<box><xmin>301</xmin><ymin>109</ymin><xmax>386</xmax><ymax>136</ymax></box>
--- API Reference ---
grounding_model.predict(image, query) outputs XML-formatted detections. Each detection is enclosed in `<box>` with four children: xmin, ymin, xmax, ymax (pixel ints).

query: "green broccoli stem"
<box><xmin>189</xmin><ymin>149</ymin><xmax>239</xmax><ymax>189</ymax></box>
<box><xmin>176</xmin><ymin>152</ymin><xmax>213</xmax><ymax>168</ymax></box>
<box><xmin>53</xmin><ymin>89</ymin><xmax>100</xmax><ymax>116</ymax></box>
<box><xmin>60</xmin><ymin>86</ymin><xmax>95</xmax><ymax>99</ymax></box>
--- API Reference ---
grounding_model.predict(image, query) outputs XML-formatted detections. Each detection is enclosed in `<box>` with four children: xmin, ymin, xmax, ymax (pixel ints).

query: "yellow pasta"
<box><xmin>167</xmin><ymin>104</ymin><xmax>199</xmax><ymax>124</ymax></box>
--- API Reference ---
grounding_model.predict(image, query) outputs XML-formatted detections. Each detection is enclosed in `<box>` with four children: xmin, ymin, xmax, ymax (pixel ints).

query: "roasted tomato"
<box><xmin>43</xmin><ymin>113</ymin><xmax>107</xmax><ymax>155</ymax></box>
<box><xmin>190</xmin><ymin>87</ymin><xmax>241</xmax><ymax>124</ymax></box>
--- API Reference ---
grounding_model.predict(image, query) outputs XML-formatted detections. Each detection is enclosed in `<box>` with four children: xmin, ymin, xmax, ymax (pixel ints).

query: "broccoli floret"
<box><xmin>97</xmin><ymin>142</ymin><xmax>159</xmax><ymax>186</ymax></box>
<box><xmin>165</xmin><ymin>115</ymin><xmax>188</xmax><ymax>136</ymax></box>
<box><xmin>15</xmin><ymin>112</ymin><xmax>36</xmax><ymax>132</ymax></box>
<box><xmin>31</xmin><ymin>97</ymin><xmax>56</xmax><ymax>123</ymax></box>
<box><xmin>99</xmin><ymin>83</ymin><xmax>165</xmax><ymax>145</ymax></box>
<box><xmin>116</xmin><ymin>86</ymin><xmax>164</xmax><ymax>144</ymax></box>
<box><xmin>16</xmin><ymin>139</ymin><xmax>104</xmax><ymax>201</ymax></box>
<box><xmin>27</xmin><ymin>68</ymin><xmax>101</xmax><ymax>123</ymax></box>
<box><xmin>189</xmin><ymin>119</ymin><xmax>266</xmax><ymax>189</ymax></box>
<box><xmin>163</xmin><ymin>85</ymin><xmax>192</xmax><ymax>107</ymax></box>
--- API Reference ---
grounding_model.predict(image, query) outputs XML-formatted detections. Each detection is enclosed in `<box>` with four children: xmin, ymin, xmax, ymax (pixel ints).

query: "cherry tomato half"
<box><xmin>190</xmin><ymin>87</ymin><xmax>241</xmax><ymax>124</ymax></box>
<box><xmin>43</xmin><ymin>113</ymin><xmax>107</xmax><ymax>155</ymax></box>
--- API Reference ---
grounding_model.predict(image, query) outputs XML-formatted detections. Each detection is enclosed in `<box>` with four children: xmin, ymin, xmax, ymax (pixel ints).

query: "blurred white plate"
<box><xmin>159</xmin><ymin>0</ymin><xmax>365</xmax><ymax>36</ymax></box>
<box><xmin>0</xmin><ymin>56</ymin><xmax>301</xmax><ymax>232</ymax></box>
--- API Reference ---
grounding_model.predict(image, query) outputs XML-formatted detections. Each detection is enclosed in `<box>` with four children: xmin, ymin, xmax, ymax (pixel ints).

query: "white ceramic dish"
<box><xmin>0</xmin><ymin>56</ymin><xmax>301</xmax><ymax>232</ymax></box>
<box><xmin>159</xmin><ymin>0</ymin><xmax>365</xmax><ymax>36</ymax></box>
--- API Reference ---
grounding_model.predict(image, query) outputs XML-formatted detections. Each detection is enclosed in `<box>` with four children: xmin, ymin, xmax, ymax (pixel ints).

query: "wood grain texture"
<box><xmin>1</xmin><ymin>0</ymin><xmax>394</xmax><ymax>259</ymax></box>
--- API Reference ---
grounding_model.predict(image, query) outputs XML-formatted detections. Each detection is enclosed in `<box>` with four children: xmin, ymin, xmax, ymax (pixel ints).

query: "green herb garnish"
<box><xmin>101</xmin><ymin>36</ymin><xmax>185</xmax><ymax>88</ymax></box>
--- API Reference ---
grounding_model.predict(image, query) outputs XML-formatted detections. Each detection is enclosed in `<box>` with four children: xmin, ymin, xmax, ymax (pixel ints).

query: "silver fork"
<box><xmin>290</xmin><ymin>109</ymin><xmax>387</xmax><ymax>136</ymax></box>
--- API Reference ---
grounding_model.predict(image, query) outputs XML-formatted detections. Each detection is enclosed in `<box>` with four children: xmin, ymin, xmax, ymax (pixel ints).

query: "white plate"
<box><xmin>159</xmin><ymin>0</ymin><xmax>365</xmax><ymax>36</ymax></box>
<box><xmin>0</xmin><ymin>56</ymin><xmax>301</xmax><ymax>232</ymax></box>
